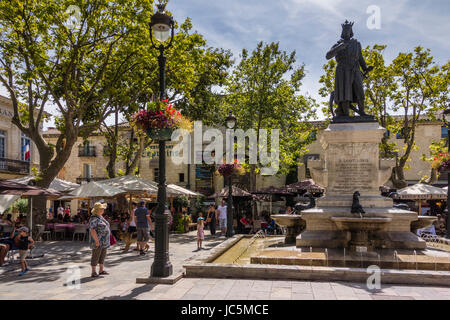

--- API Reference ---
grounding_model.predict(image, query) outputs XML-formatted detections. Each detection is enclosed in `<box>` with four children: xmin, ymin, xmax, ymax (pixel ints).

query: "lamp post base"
<box><xmin>151</xmin><ymin>211</ymin><xmax>173</xmax><ymax>278</ymax></box>
<box><xmin>151</xmin><ymin>262</ymin><xmax>173</xmax><ymax>278</ymax></box>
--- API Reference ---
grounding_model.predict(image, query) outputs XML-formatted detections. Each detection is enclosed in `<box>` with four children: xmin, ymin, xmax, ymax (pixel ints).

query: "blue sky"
<box><xmin>171</xmin><ymin>0</ymin><xmax>450</xmax><ymax>104</ymax></box>
<box><xmin>1</xmin><ymin>0</ymin><xmax>449</xmax><ymax>127</ymax></box>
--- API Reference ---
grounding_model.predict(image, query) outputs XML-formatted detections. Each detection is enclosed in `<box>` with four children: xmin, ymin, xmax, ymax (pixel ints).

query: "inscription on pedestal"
<box><xmin>331</xmin><ymin>158</ymin><xmax>375</xmax><ymax>193</ymax></box>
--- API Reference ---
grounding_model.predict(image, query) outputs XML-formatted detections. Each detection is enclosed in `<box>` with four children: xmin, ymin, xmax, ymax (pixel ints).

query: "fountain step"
<box><xmin>250</xmin><ymin>254</ymin><xmax>450</xmax><ymax>271</ymax></box>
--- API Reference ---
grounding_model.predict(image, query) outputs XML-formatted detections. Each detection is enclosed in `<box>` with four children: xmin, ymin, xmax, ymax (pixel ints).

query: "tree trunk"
<box><xmin>116</xmin><ymin>195</ymin><xmax>129</xmax><ymax>213</ymax></box>
<box><xmin>391</xmin><ymin>166</ymin><xmax>408</xmax><ymax>189</ymax></box>
<box><xmin>32</xmin><ymin>129</ymin><xmax>78</xmax><ymax>224</ymax></box>
<box><xmin>422</xmin><ymin>167</ymin><xmax>438</xmax><ymax>185</ymax></box>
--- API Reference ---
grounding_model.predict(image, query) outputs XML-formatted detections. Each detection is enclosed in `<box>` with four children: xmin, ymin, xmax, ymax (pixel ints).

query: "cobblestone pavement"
<box><xmin>1</xmin><ymin>231</ymin><xmax>450</xmax><ymax>300</ymax></box>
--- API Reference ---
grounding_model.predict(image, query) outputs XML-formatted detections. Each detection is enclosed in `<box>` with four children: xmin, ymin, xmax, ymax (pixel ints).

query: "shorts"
<box><xmin>137</xmin><ymin>228</ymin><xmax>149</xmax><ymax>242</ymax></box>
<box><xmin>128</xmin><ymin>226</ymin><xmax>137</xmax><ymax>233</ymax></box>
<box><xmin>91</xmin><ymin>247</ymin><xmax>107</xmax><ymax>266</ymax></box>
<box><xmin>219</xmin><ymin>218</ymin><xmax>227</xmax><ymax>229</ymax></box>
<box><xmin>19</xmin><ymin>250</ymin><xmax>28</xmax><ymax>262</ymax></box>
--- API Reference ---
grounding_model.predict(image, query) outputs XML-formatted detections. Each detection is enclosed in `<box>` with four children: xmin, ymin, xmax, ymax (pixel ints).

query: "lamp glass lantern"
<box><xmin>150</xmin><ymin>4</ymin><xmax>174</xmax><ymax>43</ymax></box>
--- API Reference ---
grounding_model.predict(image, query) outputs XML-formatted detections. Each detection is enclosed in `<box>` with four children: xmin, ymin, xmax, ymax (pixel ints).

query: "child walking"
<box><xmin>197</xmin><ymin>213</ymin><xmax>205</xmax><ymax>250</ymax></box>
<box><xmin>16</xmin><ymin>227</ymin><xmax>34</xmax><ymax>276</ymax></box>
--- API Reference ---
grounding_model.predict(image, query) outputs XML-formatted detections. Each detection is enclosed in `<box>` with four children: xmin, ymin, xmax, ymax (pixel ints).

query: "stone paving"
<box><xmin>1</xmin><ymin>231</ymin><xmax>450</xmax><ymax>300</ymax></box>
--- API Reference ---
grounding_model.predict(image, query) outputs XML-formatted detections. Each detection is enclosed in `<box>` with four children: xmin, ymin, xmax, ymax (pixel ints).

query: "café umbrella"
<box><xmin>393</xmin><ymin>183</ymin><xmax>447</xmax><ymax>214</ymax></box>
<box><xmin>0</xmin><ymin>181</ymin><xmax>62</xmax><ymax>237</ymax></box>
<box><xmin>60</xmin><ymin>181</ymin><xmax>126</xmax><ymax>200</ymax></box>
<box><xmin>9</xmin><ymin>176</ymin><xmax>80</xmax><ymax>193</ymax></box>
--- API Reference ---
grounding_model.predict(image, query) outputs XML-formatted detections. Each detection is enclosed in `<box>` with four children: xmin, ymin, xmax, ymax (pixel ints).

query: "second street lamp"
<box><xmin>444</xmin><ymin>108</ymin><xmax>450</xmax><ymax>239</ymax></box>
<box><xmin>149</xmin><ymin>3</ymin><xmax>174</xmax><ymax>278</ymax></box>
<box><xmin>226</xmin><ymin>112</ymin><xmax>236</xmax><ymax>238</ymax></box>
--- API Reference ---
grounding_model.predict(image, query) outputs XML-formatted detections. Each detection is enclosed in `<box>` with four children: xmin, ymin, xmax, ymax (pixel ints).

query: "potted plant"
<box><xmin>217</xmin><ymin>159</ymin><xmax>245</xmax><ymax>177</ymax></box>
<box><xmin>132</xmin><ymin>99</ymin><xmax>192</xmax><ymax>141</ymax></box>
<box><xmin>182</xmin><ymin>213</ymin><xmax>192</xmax><ymax>233</ymax></box>
<box><xmin>436</xmin><ymin>152</ymin><xmax>450</xmax><ymax>173</ymax></box>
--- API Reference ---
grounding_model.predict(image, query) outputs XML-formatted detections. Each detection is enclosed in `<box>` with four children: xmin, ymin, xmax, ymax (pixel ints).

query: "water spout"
<box><xmin>413</xmin><ymin>250</ymin><xmax>417</xmax><ymax>271</ymax></box>
<box><xmin>325</xmin><ymin>248</ymin><xmax>328</xmax><ymax>267</ymax></box>
<box><xmin>434</xmin><ymin>256</ymin><xmax>437</xmax><ymax>271</ymax></box>
<box><xmin>378</xmin><ymin>254</ymin><xmax>381</xmax><ymax>268</ymax></box>
<box><xmin>394</xmin><ymin>250</ymin><xmax>399</xmax><ymax>270</ymax></box>
<box><xmin>343</xmin><ymin>248</ymin><xmax>346</xmax><ymax>268</ymax></box>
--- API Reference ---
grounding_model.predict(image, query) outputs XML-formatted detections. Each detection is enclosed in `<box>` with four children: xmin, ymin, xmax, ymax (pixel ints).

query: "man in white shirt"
<box><xmin>57</xmin><ymin>205</ymin><xmax>64</xmax><ymax>217</ymax></box>
<box><xmin>217</xmin><ymin>199</ymin><xmax>228</xmax><ymax>236</ymax></box>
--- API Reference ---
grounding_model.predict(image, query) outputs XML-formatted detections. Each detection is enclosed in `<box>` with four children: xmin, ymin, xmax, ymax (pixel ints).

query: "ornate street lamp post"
<box><xmin>149</xmin><ymin>3</ymin><xmax>174</xmax><ymax>277</ymax></box>
<box><xmin>225</xmin><ymin>112</ymin><xmax>236</xmax><ymax>238</ymax></box>
<box><xmin>444</xmin><ymin>108</ymin><xmax>450</xmax><ymax>239</ymax></box>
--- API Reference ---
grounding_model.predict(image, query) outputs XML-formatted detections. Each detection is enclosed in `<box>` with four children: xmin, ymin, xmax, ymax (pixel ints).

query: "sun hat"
<box><xmin>91</xmin><ymin>202</ymin><xmax>107</xmax><ymax>215</ymax></box>
<box><xmin>17</xmin><ymin>226</ymin><xmax>29</xmax><ymax>233</ymax></box>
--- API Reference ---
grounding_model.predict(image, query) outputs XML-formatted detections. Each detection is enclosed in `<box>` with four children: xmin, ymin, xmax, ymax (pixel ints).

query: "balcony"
<box><xmin>76</xmin><ymin>177</ymin><xmax>107</xmax><ymax>184</ymax></box>
<box><xmin>0</xmin><ymin>158</ymin><xmax>30</xmax><ymax>175</ymax></box>
<box><xmin>78</xmin><ymin>146</ymin><xmax>96</xmax><ymax>157</ymax></box>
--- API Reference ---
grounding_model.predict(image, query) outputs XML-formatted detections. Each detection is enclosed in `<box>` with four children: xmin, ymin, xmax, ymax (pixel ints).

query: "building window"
<box><xmin>441</xmin><ymin>126</ymin><xmax>448</xmax><ymax>139</ymax></box>
<box><xmin>179</xmin><ymin>173</ymin><xmax>185</xmax><ymax>183</ymax></box>
<box><xmin>83</xmin><ymin>163</ymin><xmax>92</xmax><ymax>179</ymax></box>
<box><xmin>309</xmin><ymin>130</ymin><xmax>317</xmax><ymax>141</ymax></box>
<box><xmin>154</xmin><ymin>168</ymin><xmax>159</xmax><ymax>182</ymax></box>
<box><xmin>21</xmin><ymin>132</ymin><xmax>31</xmax><ymax>162</ymax></box>
<box><xmin>0</xmin><ymin>130</ymin><xmax>5</xmax><ymax>158</ymax></box>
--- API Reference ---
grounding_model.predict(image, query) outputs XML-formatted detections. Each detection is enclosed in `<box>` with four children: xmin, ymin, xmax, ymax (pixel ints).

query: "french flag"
<box><xmin>23</xmin><ymin>141</ymin><xmax>30</xmax><ymax>161</ymax></box>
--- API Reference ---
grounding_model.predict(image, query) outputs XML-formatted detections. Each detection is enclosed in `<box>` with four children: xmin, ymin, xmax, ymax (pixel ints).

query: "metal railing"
<box><xmin>0</xmin><ymin>158</ymin><xmax>30</xmax><ymax>174</ymax></box>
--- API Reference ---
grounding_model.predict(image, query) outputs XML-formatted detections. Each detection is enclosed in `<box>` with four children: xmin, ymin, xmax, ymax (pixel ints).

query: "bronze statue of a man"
<box><xmin>326</xmin><ymin>21</ymin><xmax>373</xmax><ymax>118</ymax></box>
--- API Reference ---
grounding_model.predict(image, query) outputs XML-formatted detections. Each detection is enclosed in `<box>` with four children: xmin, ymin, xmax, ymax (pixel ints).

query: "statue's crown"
<box><xmin>341</xmin><ymin>20</ymin><xmax>354</xmax><ymax>28</ymax></box>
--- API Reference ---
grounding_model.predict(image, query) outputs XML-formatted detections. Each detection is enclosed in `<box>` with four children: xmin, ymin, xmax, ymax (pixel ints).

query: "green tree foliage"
<box><xmin>420</xmin><ymin>139</ymin><xmax>447</xmax><ymax>184</ymax></box>
<box><xmin>101</xmin><ymin>18</ymin><xmax>233</xmax><ymax>177</ymax></box>
<box><xmin>226</xmin><ymin>41</ymin><xmax>318</xmax><ymax>191</ymax></box>
<box><xmin>0</xmin><ymin>0</ymin><xmax>157</xmax><ymax>190</ymax></box>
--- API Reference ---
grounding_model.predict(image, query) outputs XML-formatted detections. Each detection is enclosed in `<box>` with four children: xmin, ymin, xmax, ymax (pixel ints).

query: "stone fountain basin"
<box><xmin>271</xmin><ymin>214</ymin><xmax>304</xmax><ymax>228</ymax></box>
<box><xmin>331</xmin><ymin>217</ymin><xmax>392</xmax><ymax>232</ymax></box>
<box><xmin>411</xmin><ymin>216</ymin><xmax>437</xmax><ymax>232</ymax></box>
<box><xmin>271</xmin><ymin>214</ymin><xmax>306</xmax><ymax>245</ymax></box>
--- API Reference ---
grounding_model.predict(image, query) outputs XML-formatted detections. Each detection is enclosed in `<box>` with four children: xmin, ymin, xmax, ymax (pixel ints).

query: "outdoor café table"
<box><xmin>46</xmin><ymin>223</ymin><xmax>88</xmax><ymax>239</ymax></box>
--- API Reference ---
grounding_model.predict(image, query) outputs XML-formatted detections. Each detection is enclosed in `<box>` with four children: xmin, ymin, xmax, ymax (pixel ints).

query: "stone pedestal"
<box><xmin>271</xmin><ymin>215</ymin><xmax>305</xmax><ymax>244</ymax></box>
<box><xmin>296</xmin><ymin>122</ymin><xmax>426</xmax><ymax>251</ymax></box>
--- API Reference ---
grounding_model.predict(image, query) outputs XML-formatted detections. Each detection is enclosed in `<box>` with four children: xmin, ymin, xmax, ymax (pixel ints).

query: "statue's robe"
<box><xmin>327</xmin><ymin>39</ymin><xmax>368</xmax><ymax>104</ymax></box>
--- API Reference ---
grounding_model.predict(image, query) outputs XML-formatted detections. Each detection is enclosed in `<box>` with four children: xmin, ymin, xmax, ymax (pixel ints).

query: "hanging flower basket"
<box><xmin>217</xmin><ymin>159</ymin><xmax>245</xmax><ymax>177</ymax></box>
<box><xmin>435</xmin><ymin>152</ymin><xmax>450</xmax><ymax>173</ymax></box>
<box><xmin>132</xmin><ymin>99</ymin><xmax>192</xmax><ymax>141</ymax></box>
<box><xmin>439</xmin><ymin>159</ymin><xmax>450</xmax><ymax>173</ymax></box>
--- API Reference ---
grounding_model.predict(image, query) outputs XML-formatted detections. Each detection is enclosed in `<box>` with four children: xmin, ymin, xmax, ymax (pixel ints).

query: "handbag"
<box><xmin>110</xmin><ymin>233</ymin><xmax>117</xmax><ymax>246</ymax></box>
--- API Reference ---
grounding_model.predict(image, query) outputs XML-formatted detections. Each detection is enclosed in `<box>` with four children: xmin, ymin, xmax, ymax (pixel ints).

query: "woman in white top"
<box><xmin>128</xmin><ymin>202</ymin><xmax>137</xmax><ymax>233</ymax></box>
